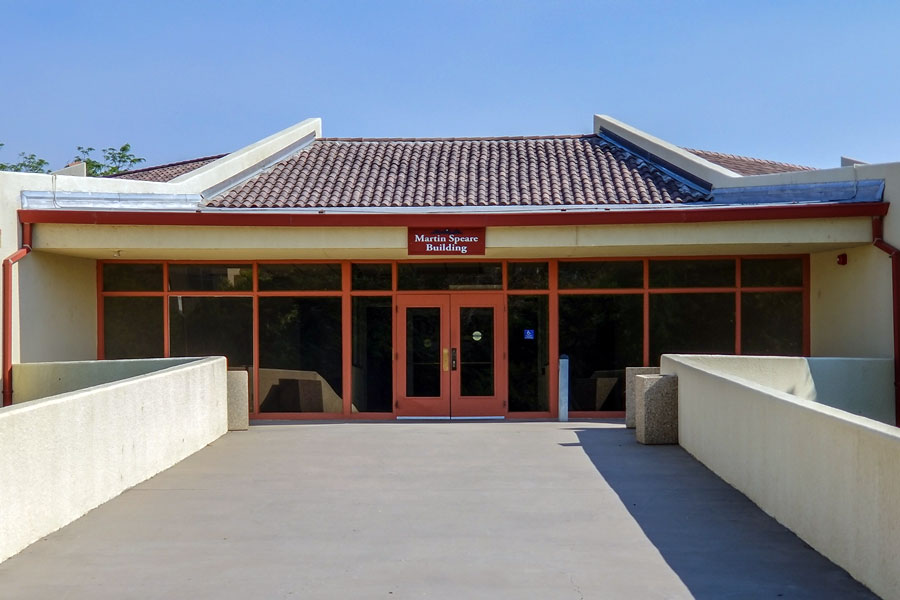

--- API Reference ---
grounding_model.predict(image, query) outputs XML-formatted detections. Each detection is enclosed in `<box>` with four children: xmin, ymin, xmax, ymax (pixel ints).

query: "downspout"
<box><xmin>872</xmin><ymin>215</ymin><xmax>900</xmax><ymax>425</ymax></box>
<box><xmin>2</xmin><ymin>222</ymin><xmax>32</xmax><ymax>407</ymax></box>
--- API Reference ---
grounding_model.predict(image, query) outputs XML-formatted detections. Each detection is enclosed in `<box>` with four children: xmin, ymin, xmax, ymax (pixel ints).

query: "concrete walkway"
<box><xmin>0</xmin><ymin>422</ymin><xmax>876</xmax><ymax>599</ymax></box>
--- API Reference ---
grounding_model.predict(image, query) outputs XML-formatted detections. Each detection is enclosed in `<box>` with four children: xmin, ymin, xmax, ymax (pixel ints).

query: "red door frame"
<box><xmin>449</xmin><ymin>293</ymin><xmax>507</xmax><ymax>418</ymax></box>
<box><xmin>395</xmin><ymin>294</ymin><xmax>451</xmax><ymax>418</ymax></box>
<box><xmin>396</xmin><ymin>293</ymin><xmax>507</xmax><ymax>418</ymax></box>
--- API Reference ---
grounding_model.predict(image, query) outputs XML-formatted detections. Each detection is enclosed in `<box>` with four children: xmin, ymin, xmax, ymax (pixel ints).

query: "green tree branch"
<box><xmin>0</xmin><ymin>142</ymin><xmax>144</xmax><ymax>176</ymax></box>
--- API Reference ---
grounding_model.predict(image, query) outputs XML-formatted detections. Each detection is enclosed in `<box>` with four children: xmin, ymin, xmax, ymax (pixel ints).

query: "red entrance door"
<box><xmin>396</xmin><ymin>294</ymin><xmax>506</xmax><ymax>418</ymax></box>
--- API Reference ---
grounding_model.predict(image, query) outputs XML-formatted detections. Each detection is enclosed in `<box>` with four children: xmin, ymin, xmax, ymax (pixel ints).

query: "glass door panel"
<box><xmin>396</xmin><ymin>295</ymin><xmax>450</xmax><ymax>417</ymax></box>
<box><xmin>406</xmin><ymin>307</ymin><xmax>442</xmax><ymax>397</ymax></box>
<box><xmin>507</xmin><ymin>295</ymin><xmax>549</xmax><ymax>412</ymax></box>
<box><xmin>458</xmin><ymin>307</ymin><xmax>494</xmax><ymax>397</ymax></box>
<box><xmin>450</xmin><ymin>294</ymin><xmax>506</xmax><ymax>418</ymax></box>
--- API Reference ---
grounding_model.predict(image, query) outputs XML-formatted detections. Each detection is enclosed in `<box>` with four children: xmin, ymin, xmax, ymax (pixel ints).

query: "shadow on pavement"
<box><xmin>569</xmin><ymin>425</ymin><xmax>877</xmax><ymax>599</ymax></box>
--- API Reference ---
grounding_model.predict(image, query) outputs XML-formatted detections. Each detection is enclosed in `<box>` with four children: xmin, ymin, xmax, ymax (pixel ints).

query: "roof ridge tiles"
<box><xmin>107</xmin><ymin>154</ymin><xmax>227</xmax><ymax>178</ymax></box>
<box><xmin>684</xmin><ymin>148</ymin><xmax>814</xmax><ymax>173</ymax></box>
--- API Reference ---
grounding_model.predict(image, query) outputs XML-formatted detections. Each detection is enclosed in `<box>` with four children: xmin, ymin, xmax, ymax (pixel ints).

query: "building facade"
<box><xmin>2</xmin><ymin>115</ymin><xmax>897</xmax><ymax>421</ymax></box>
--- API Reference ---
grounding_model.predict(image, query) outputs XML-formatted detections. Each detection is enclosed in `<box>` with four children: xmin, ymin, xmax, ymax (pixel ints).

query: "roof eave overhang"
<box><xmin>17</xmin><ymin>201</ymin><xmax>888</xmax><ymax>228</ymax></box>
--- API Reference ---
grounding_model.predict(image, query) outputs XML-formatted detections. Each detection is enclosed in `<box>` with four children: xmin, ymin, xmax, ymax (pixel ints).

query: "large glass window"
<box><xmin>259</xmin><ymin>264</ymin><xmax>342</xmax><ymax>291</ymax></box>
<box><xmin>352</xmin><ymin>297</ymin><xmax>393</xmax><ymax>412</ymax></box>
<box><xmin>559</xmin><ymin>295</ymin><xmax>643</xmax><ymax>411</ymax></box>
<box><xmin>508</xmin><ymin>262</ymin><xmax>548</xmax><ymax>290</ymax></box>
<box><xmin>103</xmin><ymin>297</ymin><xmax>164</xmax><ymax>359</ymax></box>
<box><xmin>169</xmin><ymin>297</ymin><xmax>253</xmax><ymax>367</ymax></box>
<box><xmin>741</xmin><ymin>258</ymin><xmax>803</xmax><ymax>287</ymax></box>
<box><xmin>742</xmin><ymin>292</ymin><xmax>803</xmax><ymax>355</ymax></box>
<box><xmin>99</xmin><ymin>257</ymin><xmax>807</xmax><ymax>418</ymax></box>
<box><xmin>508</xmin><ymin>296</ymin><xmax>549</xmax><ymax>411</ymax></box>
<box><xmin>558</xmin><ymin>261</ymin><xmax>643</xmax><ymax>289</ymax></box>
<box><xmin>168</xmin><ymin>264</ymin><xmax>252</xmax><ymax>291</ymax></box>
<box><xmin>352</xmin><ymin>264</ymin><xmax>392</xmax><ymax>291</ymax></box>
<box><xmin>650</xmin><ymin>293</ymin><xmax>735</xmax><ymax>364</ymax></box>
<box><xmin>649</xmin><ymin>260</ymin><xmax>735</xmax><ymax>288</ymax></box>
<box><xmin>398</xmin><ymin>263</ymin><xmax>502</xmax><ymax>290</ymax></box>
<box><xmin>259</xmin><ymin>297</ymin><xmax>343</xmax><ymax>413</ymax></box>
<box><xmin>102</xmin><ymin>263</ymin><xmax>162</xmax><ymax>292</ymax></box>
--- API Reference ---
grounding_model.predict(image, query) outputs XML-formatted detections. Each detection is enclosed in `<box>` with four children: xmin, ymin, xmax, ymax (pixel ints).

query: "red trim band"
<box><xmin>18</xmin><ymin>202</ymin><xmax>888</xmax><ymax>228</ymax></box>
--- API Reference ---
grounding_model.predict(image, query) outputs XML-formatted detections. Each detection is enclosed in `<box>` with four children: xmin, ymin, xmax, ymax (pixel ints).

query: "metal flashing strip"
<box><xmin>199</xmin><ymin>131</ymin><xmax>318</xmax><ymax>201</ymax></box>
<box><xmin>596</xmin><ymin>130</ymin><xmax>714</xmax><ymax>194</ymax></box>
<box><xmin>21</xmin><ymin>190</ymin><xmax>203</xmax><ymax>211</ymax></box>
<box><xmin>450</xmin><ymin>416</ymin><xmax>506</xmax><ymax>420</ymax></box>
<box><xmin>396</xmin><ymin>416</ymin><xmax>451</xmax><ymax>420</ymax></box>
<box><xmin>709</xmin><ymin>179</ymin><xmax>885</xmax><ymax>205</ymax></box>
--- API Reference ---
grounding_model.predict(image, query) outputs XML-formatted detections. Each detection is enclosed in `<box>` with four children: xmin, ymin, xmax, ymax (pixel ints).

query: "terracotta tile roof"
<box><xmin>208</xmin><ymin>135</ymin><xmax>710</xmax><ymax>209</ymax></box>
<box><xmin>108</xmin><ymin>154</ymin><xmax>225</xmax><ymax>182</ymax></box>
<box><xmin>685</xmin><ymin>149</ymin><xmax>814</xmax><ymax>176</ymax></box>
<box><xmin>108</xmin><ymin>138</ymin><xmax>815</xmax><ymax>205</ymax></box>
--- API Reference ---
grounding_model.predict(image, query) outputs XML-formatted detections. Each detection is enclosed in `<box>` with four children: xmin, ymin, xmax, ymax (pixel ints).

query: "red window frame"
<box><xmin>97</xmin><ymin>255</ymin><xmax>810</xmax><ymax>420</ymax></box>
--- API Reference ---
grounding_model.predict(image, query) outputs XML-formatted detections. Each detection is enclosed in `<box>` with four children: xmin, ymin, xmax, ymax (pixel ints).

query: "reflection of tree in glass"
<box><xmin>168</xmin><ymin>265</ymin><xmax>252</xmax><ymax>292</ymax></box>
<box><xmin>259</xmin><ymin>298</ymin><xmax>343</xmax><ymax>396</ymax></box>
<box><xmin>258</xmin><ymin>264</ymin><xmax>342</xmax><ymax>291</ymax></box>
<box><xmin>102</xmin><ymin>264</ymin><xmax>163</xmax><ymax>292</ymax></box>
<box><xmin>169</xmin><ymin>297</ymin><xmax>253</xmax><ymax>367</ymax></box>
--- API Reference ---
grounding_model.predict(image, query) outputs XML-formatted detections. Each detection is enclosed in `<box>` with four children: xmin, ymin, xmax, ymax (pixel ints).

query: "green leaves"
<box><xmin>0</xmin><ymin>144</ymin><xmax>51</xmax><ymax>173</ymax></box>
<box><xmin>74</xmin><ymin>144</ymin><xmax>145</xmax><ymax>176</ymax></box>
<box><xmin>1</xmin><ymin>142</ymin><xmax>144</xmax><ymax>176</ymax></box>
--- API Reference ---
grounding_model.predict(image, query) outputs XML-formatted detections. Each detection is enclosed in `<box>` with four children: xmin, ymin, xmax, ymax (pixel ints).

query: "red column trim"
<box><xmin>872</xmin><ymin>216</ymin><xmax>900</xmax><ymax>426</ymax></box>
<box><xmin>2</xmin><ymin>223</ymin><xmax>33</xmax><ymax>406</ymax></box>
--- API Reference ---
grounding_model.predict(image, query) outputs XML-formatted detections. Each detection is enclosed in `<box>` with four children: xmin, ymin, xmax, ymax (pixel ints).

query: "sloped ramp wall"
<box><xmin>0</xmin><ymin>357</ymin><xmax>227</xmax><ymax>564</ymax></box>
<box><xmin>661</xmin><ymin>354</ymin><xmax>900</xmax><ymax>600</ymax></box>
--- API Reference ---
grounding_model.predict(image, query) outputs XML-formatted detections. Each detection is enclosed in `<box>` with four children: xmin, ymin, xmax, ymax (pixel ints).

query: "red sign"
<box><xmin>408</xmin><ymin>227</ymin><xmax>486</xmax><ymax>256</ymax></box>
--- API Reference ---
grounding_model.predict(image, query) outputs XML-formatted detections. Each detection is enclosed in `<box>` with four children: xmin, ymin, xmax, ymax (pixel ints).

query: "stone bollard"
<box><xmin>226</xmin><ymin>370</ymin><xmax>250</xmax><ymax>431</ymax></box>
<box><xmin>625</xmin><ymin>367</ymin><xmax>660</xmax><ymax>429</ymax></box>
<box><xmin>635</xmin><ymin>374</ymin><xmax>678</xmax><ymax>445</ymax></box>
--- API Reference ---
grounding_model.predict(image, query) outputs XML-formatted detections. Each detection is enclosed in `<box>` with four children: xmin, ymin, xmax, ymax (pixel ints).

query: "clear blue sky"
<box><xmin>2</xmin><ymin>1</ymin><xmax>899</xmax><ymax>171</ymax></box>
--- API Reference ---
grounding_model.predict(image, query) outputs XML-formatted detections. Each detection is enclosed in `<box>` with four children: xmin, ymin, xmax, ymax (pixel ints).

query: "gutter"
<box><xmin>2</xmin><ymin>222</ymin><xmax>32</xmax><ymax>406</ymax></box>
<box><xmin>872</xmin><ymin>215</ymin><xmax>900</xmax><ymax>426</ymax></box>
<box><xmin>16</xmin><ymin>201</ymin><xmax>889</xmax><ymax>228</ymax></box>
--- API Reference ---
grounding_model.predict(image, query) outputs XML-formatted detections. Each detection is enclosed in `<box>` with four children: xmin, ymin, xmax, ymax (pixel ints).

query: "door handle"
<box><xmin>442</xmin><ymin>348</ymin><xmax>450</xmax><ymax>372</ymax></box>
<box><xmin>451</xmin><ymin>348</ymin><xmax>457</xmax><ymax>371</ymax></box>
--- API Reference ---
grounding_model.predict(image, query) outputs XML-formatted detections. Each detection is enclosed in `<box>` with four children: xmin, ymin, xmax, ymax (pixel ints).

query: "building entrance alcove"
<box><xmin>397</xmin><ymin>293</ymin><xmax>506</xmax><ymax>418</ymax></box>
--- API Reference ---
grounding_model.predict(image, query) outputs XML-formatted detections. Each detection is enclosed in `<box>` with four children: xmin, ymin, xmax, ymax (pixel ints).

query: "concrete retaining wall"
<box><xmin>652</xmin><ymin>355</ymin><xmax>893</xmax><ymax>425</ymax></box>
<box><xmin>0</xmin><ymin>356</ymin><xmax>228</xmax><ymax>564</ymax></box>
<box><xmin>12</xmin><ymin>357</ymin><xmax>198</xmax><ymax>404</ymax></box>
<box><xmin>661</xmin><ymin>354</ymin><xmax>900</xmax><ymax>600</ymax></box>
<box><xmin>807</xmin><ymin>357</ymin><xmax>895</xmax><ymax>424</ymax></box>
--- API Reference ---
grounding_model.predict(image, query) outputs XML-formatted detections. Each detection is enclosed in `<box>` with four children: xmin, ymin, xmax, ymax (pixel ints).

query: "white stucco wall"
<box><xmin>802</xmin><ymin>162</ymin><xmax>900</xmax><ymax>359</ymax></box>
<box><xmin>810</xmin><ymin>244</ymin><xmax>893</xmax><ymax>358</ymax></box>
<box><xmin>0</xmin><ymin>356</ymin><xmax>227</xmax><ymax>564</ymax></box>
<box><xmin>17</xmin><ymin>251</ymin><xmax>97</xmax><ymax>363</ymax></box>
<box><xmin>0</xmin><ymin>172</ymin><xmax>40</xmax><ymax>367</ymax></box>
<box><xmin>662</xmin><ymin>354</ymin><xmax>900</xmax><ymax>600</ymax></box>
